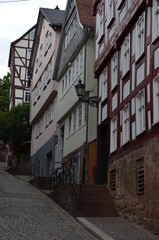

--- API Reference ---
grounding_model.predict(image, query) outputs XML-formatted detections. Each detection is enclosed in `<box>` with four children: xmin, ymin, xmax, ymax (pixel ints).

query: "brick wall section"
<box><xmin>108</xmin><ymin>136</ymin><xmax>159</xmax><ymax>234</ymax></box>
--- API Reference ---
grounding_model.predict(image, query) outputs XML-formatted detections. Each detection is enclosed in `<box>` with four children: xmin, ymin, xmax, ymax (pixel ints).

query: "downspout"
<box><xmin>82</xmin><ymin>27</ymin><xmax>91</xmax><ymax>184</ymax></box>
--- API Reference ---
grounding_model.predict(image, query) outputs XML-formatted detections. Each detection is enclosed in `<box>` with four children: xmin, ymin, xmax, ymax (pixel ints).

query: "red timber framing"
<box><xmin>93</xmin><ymin>0</ymin><xmax>159</xmax><ymax>160</ymax></box>
<box><xmin>8</xmin><ymin>25</ymin><xmax>36</xmax><ymax>108</ymax></box>
<box><xmin>93</xmin><ymin>0</ymin><xmax>159</xmax><ymax>233</ymax></box>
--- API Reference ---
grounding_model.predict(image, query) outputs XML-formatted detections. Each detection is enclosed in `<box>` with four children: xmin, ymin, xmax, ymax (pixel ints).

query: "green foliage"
<box><xmin>0</xmin><ymin>72</ymin><xmax>10</xmax><ymax>112</ymax></box>
<box><xmin>0</xmin><ymin>103</ymin><xmax>31</xmax><ymax>155</ymax></box>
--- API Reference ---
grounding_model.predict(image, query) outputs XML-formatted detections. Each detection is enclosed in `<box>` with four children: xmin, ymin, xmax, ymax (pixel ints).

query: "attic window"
<box><xmin>64</xmin><ymin>13</ymin><xmax>77</xmax><ymax>50</ymax></box>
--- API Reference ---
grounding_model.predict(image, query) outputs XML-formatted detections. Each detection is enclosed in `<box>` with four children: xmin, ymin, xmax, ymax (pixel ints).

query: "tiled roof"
<box><xmin>76</xmin><ymin>0</ymin><xmax>95</xmax><ymax>28</ymax></box>
<box><xmin>40</xmin><ymin>8</ymin><xmax>65</xmax><ymax>26</ymax></box>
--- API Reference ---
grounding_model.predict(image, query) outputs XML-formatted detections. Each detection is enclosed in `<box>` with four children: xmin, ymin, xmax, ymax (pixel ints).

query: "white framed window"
<box><xmin>35</xmin><ymin>58</ymin><xmax>38</xmax><ymax>73</ymax></box>
<box><xmin>62</xmin><ymin>79</ymin><xmax>64</xmax><ymax>97</ymax></box>
<box><xmin>37</xmin><ymin>78</ymin><xmax>41</xmax><ymax>99</ymax></box>
<box><xmin>99</xmin><ymin>68</ymin><xmax>108</xmax><ymax>101</ymax></box>
<box><xmin>50</xmin><ymin>102</ymin><xmax>54</xmax><ymax>122</ymax></box>
<box><xmin>46</xmin><ymin>107</ymin><xmax>50</xmax><ymax>127</ymax></box>
<box><xmin>152</xmin><ymin>0</ymin><xmax>159</xmax><ymax>41</ymax></box>
<box><xmin>78</xmin><ymin>103</ymin><xmax>82</xmax><ymax>128</ymax></box>
<box><xmin>48</xmin><ymin>61</ymin><xmax>52</xmax><ymax>82</ymax></box>
<box><xmin>153</xmin><ymin>74</ymin><xmax>159</xmax><ymax>124</ymax></box>
<box><xmin>27</xmin><ymin>49</ymin><xmax>31</xmax><ymax>60</ymax></box>
<box><xmin>29</xmin><ymin>29</ymin><xmax>35</xmax><ymax>40</ymax></box>
<box><xmin>43</xmin><ymin>68</ymin><xmax>48</xmax><ymax>89</ymax></box>
<box><xmin>68</xmin><ymin>115</ymin><xmax>72</xmax><ymax>136</ymax></box>
<box><xmin>45</xmin><ymin>31</ymin><xmax>49</xmax><ymax>54</ymax></box>
<box><xmin>73</xmin><ymin>110</ymin><xmax>77</xmax><ymax>133</ymax></box>
<box><xmin>122</xmin><ymin>104</ymin><xmax>130</xmax><ymax>145</ymax></box>
<box><xmin>39</xmin><ymin>44</ymin><xmax>43</xmax><ymax>66</ymax></box>
<box><xmin>96</xmin><ymin>3</ymin><xmax>104</xmax><ymax>42</ymax></box>
<box><xmin>64</xmin><ymin>14</ymin><xmax>77</xmax><ymax>50</ymax></box>
<box><xmin>24</xmin><ymin>91</ymin><xmax>30</xmax><ymax>102</ymax></box>
<box><xmin>136</xmin><ymin>89</ymin><xmax>145</xmax><ymax>135</ymax></box>
<box><xmin>39</xmin><ymin>117</ymin><xmax>43</xmax><ymax>135</ymax></box>
<box><xmin>111</xmin><ymin>52</ymin><xmax>118</xmax><ymax>90</ymax></box>
<box><xmin>33</xmin><ymin>87</ymin><xmax>38</xmax><ymax>105</ymax></box>
<box><xmin>106</xmin><ymin>0</ymin><xmax>114</xmax><ymax>27</ymax></box>
<box><xmin>121</xmin><ymin>35</ymin><xmax>130</xmax><ymax>77</ymax></box>
<box><xmin>112</xmin><ymin>93</ymin><xmax>118</xmax><ymax>111</ymax></box>
<box><xmin>136</xmin><ymin>13</ymin><xmax>145</xmax><ymax>61</ymax></box>
<box><xmin>49</xmin><ymin>32</ymin><xmax>52</xmax><ymax>48</ymax></box>
<box><xmin>110</xmin><ymin>115</ymin><xmax>117</xmax><ymax>153</ymax></box>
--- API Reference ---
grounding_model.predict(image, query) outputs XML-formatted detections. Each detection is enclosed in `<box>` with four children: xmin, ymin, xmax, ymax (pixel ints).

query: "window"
<box><xmin>50</xmin><ymin>102</ymin><xmax>54</xmax><ymax>122</ymax></box>
<box><xmin>110</xmin><ymin>115</ymin><xmax>117</xmax><ymax>153</ymax></box>
<box><xmin>37</xmin><ymin>78</ymin><xmax>41</xmax><ymax>99</ymax></box>
<box><xmin>39</xmin><ymin>44</ymin><xmax>43</xmax><ymax>66</ymax></box>
<box><xmin>122</xmin><ymin>104</ymin><xmax>130</xmax><ymax>145</ymax></box>
<box><xmin>111</xmin><ymin>52</ymin><xmax>118</xmax><ymax>90</ymax></box>
<box><xmin>78</xmin><ymin>103</ymin><xmax>82</xmax><ymax>128</ymax></box>
<box><xmin>153</xmin><ymin>74</ymin><xmax>159</xmax><ymax>124</ymax></box>
<box><xmin>73</xmin><ymin>110</ymin><xmax>77</xmax><ymax>132</ymax></box>
<box><xmin>43</xmin><ymin>68</ymin><xmax>48</xmax><ymax>89</ymax></box>
<box><xmin>68</xmin><ymin>115</ymin><xmax>72</xmax><ymax>136</ymax></box>
<box><xmin>136</xmin><ymin>158</ymin><xmax>144</xmax><ymax>195</ymax></box>
<box><xmin>136</xmin><ymin>89</ymin><xmax>145</xmax><ymax>135</ymax></box>
<box><xmin>48</xmin><ymin>61</ymin><xmax>52</xmax><ymax>83</ymax></box>
<box><xmin>136</xmin><ymin>13</ymin><xmax>145</xmax><ymax>61</ymax></box>
<box><xmin>101</xmin><ymin>68</ymin><xmax>108</xmax><ymax>101</ymax></box>
<box><xmin>96</xmin><ymin>4</ymin><xmax>104</xmax><ymax>43</ymax></box>
<box><xmin>45</xmin><ymin>31</ymin><xmax>49</xmax><ymax>54</ymax></box>
<box><xmin>46</xmin><ymin>108</ymin><xmax>50</xmax><ymax>127</ymax></box>
<box><xmin>64</xmin><ymin>14</ymin><xmax>77</xmax><ymax>49</ymax></box>
<box><xmin>33</xmin><ymin>87</ymin><xmax>37</xmax><ymax>105</ymax></box>
<box><xmin>24</xmin><ymin>91</ymin><xmax>30</xmax><ymax>102</ymax></box>
<box><xmin>49</xmin><ymin>32</ymin><xmax>52</xmax><ymax>48</ymax></box>
<box><xmin>106</xmin><ymin>0</ymin><xmax>114</xmax><ymax>27</ymax></box>
<box><xmin>27</xmin><ymin>49</ymin><xmax>32</xmax><ymax>60</ymax></box>
<box><xmin>112</xmin><ymin>93</ymin><xmax>118</xmax><ymax>111</ymax></box>
<box><xmin>29</xmin><ymin>29</ymin><xmax>35</xmax><ymax>40</ymax></box>
<box><xmin>121</xmin><ymin>35</ymin><xmax>130</xmax><ymax>77</ymax></box>
<box><xmin>35</xmin><ymin>58</ymin><xmax>38</xmax><ymax>73</ymax></box>
<box><xmin>152</xmin><ymin>0</ymin><xmax>159</xmax><ymax>41</ymax></box>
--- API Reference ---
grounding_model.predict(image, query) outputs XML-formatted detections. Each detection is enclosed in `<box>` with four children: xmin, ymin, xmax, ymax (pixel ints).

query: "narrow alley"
<box><xmin>0</xmin><ymin>165</ymin><xmax>97</xmax><ymax>240</ymax></box>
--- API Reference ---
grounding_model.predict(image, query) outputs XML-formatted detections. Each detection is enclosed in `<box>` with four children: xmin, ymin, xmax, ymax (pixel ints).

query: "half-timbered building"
<box><xmin>8</xmin><ymin>25</ymin><xmax>36</xmax><ymax>108</ymax></box>
<box><xmin>29</xmin><ymin>7</ymin><xmax>65</xmax><ymax>177</ymax></box>
<box><xmin>93</xmin><ymin>0</ymin><xmax>159</xmax><ymax>233</ymax></box>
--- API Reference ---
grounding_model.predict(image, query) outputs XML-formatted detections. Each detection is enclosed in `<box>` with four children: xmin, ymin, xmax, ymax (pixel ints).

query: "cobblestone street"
<box><xmin>0</xmin><ymin>167</ymin><xmax>98</xmax><ymax>240</ymax></box>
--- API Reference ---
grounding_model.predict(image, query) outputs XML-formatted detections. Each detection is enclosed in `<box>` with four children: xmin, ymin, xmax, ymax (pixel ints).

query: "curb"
<box><xmin>77</xmin><ymin>217</ymin><xmax>114</xmax><ymax>240</ymax></box>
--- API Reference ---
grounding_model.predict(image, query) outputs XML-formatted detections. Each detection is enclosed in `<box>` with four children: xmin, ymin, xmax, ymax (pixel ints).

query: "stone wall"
<box><xmin>108</xmin><ymin>136</ymin><xmax>159</xmax><ymax>234</ymax></box>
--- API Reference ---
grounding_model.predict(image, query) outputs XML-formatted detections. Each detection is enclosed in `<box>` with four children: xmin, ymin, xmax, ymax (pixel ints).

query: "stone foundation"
<box><xmin>108</xmin><ymin>136</ymin><xmax>159</xmax><ymax>234</ymax></box>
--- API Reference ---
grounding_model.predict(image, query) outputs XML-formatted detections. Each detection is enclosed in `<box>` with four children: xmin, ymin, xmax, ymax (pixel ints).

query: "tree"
<box><xmin>0</xmin><ymin>72</ymin><xmax>10</xmax><ymax>112</ymax></box>
<box><xmin>0</xmin><ymin>103</ymin><xmax>31</xmax><ymax>157</ymax></box>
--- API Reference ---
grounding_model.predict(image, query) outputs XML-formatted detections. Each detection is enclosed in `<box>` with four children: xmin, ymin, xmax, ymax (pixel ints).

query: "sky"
<box><xmin>0</xmin><ymin>0</ymin><xmax>67</xmax><ymax>79</ymax></box>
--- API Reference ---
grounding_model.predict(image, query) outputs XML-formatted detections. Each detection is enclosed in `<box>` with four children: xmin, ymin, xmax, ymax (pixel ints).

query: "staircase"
<box><xmin>49</xmin><ymin>184</ymin><xmax>119</xmax><ymax>218</ymax></box>
<box><xmin>78</xmin><ymin>184</ymin><xmax>119</xmax><ymax>217</ymax></box>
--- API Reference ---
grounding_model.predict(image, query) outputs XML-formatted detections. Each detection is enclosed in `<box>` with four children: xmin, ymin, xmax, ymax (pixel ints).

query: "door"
<box><xmin>96</xmin><ymin>118</ymin><xmax>110</xmax><ymax>184</ymax></box>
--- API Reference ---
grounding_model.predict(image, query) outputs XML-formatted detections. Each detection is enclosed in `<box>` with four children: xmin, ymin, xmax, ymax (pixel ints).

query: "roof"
<box><xmin>28</xmin><ymin>7</ymin><xmax>65</xmax><ymax>76</ymax></box>
<box><xmin>76</xmin><ymin>0</ymin><xmax>95</xmax><ymax>28</ymax></box>
<box><xmin>40</xmin><ymin>7</ymin><xmax>65</xmax><ymax>26</ymax></box>
<box><xmin>8</xmin><ymin>25</ymin><xmax>36</xmax><ymax>67</ymax></box>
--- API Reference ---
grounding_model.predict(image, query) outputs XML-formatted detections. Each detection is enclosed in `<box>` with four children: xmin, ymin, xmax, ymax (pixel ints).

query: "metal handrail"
<box><xmin>50</xmin><ymin>157</ymin><xmax>81</xmax><ymax>210</ymax></box>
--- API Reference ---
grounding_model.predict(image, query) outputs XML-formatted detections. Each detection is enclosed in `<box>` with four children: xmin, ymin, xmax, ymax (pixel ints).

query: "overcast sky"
<box><xmin>0</xmin><ymin>0</ymin><xmax>67</xmax><ymax>79</ymax></box>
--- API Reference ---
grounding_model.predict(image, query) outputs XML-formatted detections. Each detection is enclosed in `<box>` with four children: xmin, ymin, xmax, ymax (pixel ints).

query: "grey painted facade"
<box><xmin>30</xmin><ymin>135</ymin><xmax>58</xmax><ymax>177</ymax></box>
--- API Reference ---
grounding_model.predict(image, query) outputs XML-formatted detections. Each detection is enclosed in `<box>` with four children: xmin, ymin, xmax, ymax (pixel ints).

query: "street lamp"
<box><xmin>74</xmin><ymin>78</ymin><xmax>98</xmax><ymax>184</ymax></box>
<box><xmin>74</xmin><ymin>79</ymin><xmax>98</xmax><ymax>107</ymax></box>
